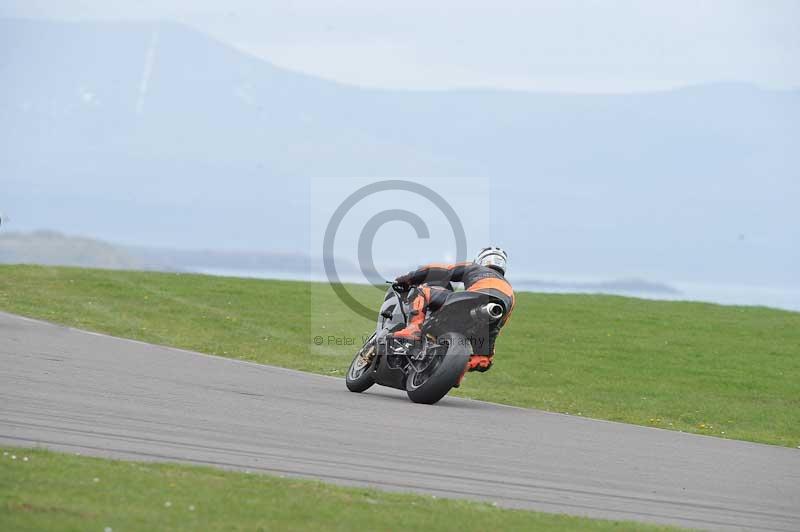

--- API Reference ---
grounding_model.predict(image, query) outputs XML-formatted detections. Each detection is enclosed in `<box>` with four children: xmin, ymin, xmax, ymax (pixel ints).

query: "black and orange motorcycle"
<box><xmin>345</xmin><ymin>282</ymin><xmax>506</xmax><ymax>404</ymax></box>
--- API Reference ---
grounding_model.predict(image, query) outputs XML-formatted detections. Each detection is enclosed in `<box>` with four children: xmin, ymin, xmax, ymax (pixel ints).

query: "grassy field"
<box><xmin>0</xmin><ymin>447</ymin><xmax>680</xmax><ymax>531</ymax></box>
<box><xmin>1</xmin><ymin>265</ymin><xmax>799</xmax><ymax>447</ymax></box>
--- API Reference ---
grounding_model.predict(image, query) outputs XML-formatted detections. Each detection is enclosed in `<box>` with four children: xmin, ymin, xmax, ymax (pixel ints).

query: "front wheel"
<box><xmin>346</xmin><ymin>334</ymin><xmax>377</xmax><ymax>393</ymax></box>
<box><xmin>406</xmin><ymin>332</ymin><xmax>470</xmax><ymax>404</ymax></box>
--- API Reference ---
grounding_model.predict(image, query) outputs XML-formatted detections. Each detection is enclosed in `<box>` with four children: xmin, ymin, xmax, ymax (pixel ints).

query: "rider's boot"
<box><xmin>467</xmin><ymin>354</ymin><xmax>494</xmax><ymax>372</ymax></box>
<box><xmin>392</xmin><ymin>289</ymin><xmax>427</xmax><ymax>342</ymax></box>
<box><xmin>455</xmin><ymin>354</ymin><xmax>493</xmax><ymax>388</ymax></box>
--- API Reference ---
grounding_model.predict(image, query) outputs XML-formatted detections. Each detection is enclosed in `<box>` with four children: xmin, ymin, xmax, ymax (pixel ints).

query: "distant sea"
<box><xmin>192</xmin><ymin>268</ymin><xmax>800</xmax><ymax>313</ymax></box>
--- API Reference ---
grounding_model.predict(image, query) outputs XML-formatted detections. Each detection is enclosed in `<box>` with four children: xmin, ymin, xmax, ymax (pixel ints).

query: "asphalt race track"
<box><xmin>1</xmin><ymin>312</ymin><xmax>798</xmax><ymax>531</ymax></box>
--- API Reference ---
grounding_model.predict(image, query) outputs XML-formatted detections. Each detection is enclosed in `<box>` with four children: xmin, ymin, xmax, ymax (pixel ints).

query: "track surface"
<box><xmin>1</xmin><ymin>312</ymin><xmax>798</xmax><ymax>531</ymax></box>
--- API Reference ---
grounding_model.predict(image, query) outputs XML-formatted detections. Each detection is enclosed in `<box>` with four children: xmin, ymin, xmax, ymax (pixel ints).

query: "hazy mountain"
<box><xmin>0</xmin><ymin>230</ymin><xmax>320</xmax><ymax>274</ymax></box>
<box><xmin>2</xmin><ymin>19</ymin><xmax>798</xmax><ymax>285</ymax></box>
<box><xmin>0</xmin><ymin>230</ymin><xmax>142</xmax><ymax>269</ymax></box>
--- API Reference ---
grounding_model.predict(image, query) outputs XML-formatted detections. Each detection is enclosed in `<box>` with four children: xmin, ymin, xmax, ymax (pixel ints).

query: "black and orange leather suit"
<box><xmin>393</xmin><ymin>262</ymin><xmax>515</xmax><ymax>372</ymax></box>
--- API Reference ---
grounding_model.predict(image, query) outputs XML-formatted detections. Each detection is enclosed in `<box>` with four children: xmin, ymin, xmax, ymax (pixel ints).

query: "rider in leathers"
<box><xmin>392</xmin><ymin>247</ymin><xmax>514</xmax><ymax>373</ymax></box>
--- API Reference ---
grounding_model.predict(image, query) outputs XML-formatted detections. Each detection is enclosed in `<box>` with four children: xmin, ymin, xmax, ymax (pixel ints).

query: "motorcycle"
<box><xmin>346</xmin><ymin>282</ymin><xmax>507</xmax><ymax>404</ymax></box>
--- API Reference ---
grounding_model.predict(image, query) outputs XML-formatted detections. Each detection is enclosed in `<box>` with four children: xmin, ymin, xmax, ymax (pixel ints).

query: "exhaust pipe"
<box><xmin>471</xmin><ymin>302</ymin><xmax>505</xmax><ymax>322</ymax></box>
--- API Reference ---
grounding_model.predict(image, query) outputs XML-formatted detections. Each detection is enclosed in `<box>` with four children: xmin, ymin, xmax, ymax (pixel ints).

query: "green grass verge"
<box><xmin>0</xmin><ymin>447</ymin><xmax>680</xmax><ymax>531</ymax></box>
<box><xmin>1</xmin><ymin>265</ymin><xmax>798</xmax><ymax>447</ymax></box>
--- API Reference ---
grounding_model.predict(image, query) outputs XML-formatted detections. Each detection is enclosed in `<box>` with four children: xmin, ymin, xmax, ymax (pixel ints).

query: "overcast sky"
<box><xmin>3</xmin><ymin>1</ymin><xmax>799</xmax><ymax>92</ymax></box>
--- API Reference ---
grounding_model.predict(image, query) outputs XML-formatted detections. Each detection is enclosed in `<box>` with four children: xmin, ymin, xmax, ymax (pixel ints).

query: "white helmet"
<box><xmin>475</xmin><ymin>246</ymin><xmax>508</xmax><ymax>274</ymax></box>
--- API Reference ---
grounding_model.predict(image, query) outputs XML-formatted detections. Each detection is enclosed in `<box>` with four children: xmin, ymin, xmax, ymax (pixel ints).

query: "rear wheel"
<box><xmin>406</xmin><ymin>332</ymin><xmax>470</xmax><ymax>404</ymax></box>
<box><xmin>346</xmin><ymin>334</ymin><xmax>377</xmax><ymax>393</ymax></box>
